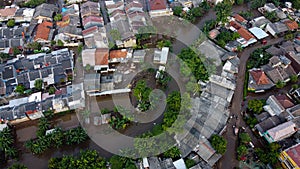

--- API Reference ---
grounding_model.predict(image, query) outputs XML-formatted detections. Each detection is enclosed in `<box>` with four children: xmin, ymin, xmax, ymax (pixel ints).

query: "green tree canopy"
<box><xmin>57</xmin><ymin>40</ymin><xmax>64</xmax><ymax>46</ymax></box>
<box><xmin>7</xmin><ymin>19</ymin><xmax>15</xmax><ymax>27</ymax></box>
<box><xmin>214</xmin><ymin>0</ymin><xmax>232</xmax><ymax>24</ymax></box>
<box><xmin>210</xmin><ymin>134</ymin><xmax>227</xmax><ymax>154</ymax></box>
<box><xmin>48</xmin><ymin>86</ymin><xmax>56</xmax><ymax>95</ymax></box>
<box><xmin>291</xmin><ymin>0</ymin><xmax>300</xmax><ymax>9</ymax></box>
<box><xmin>48</xmin><ymin>150</ymin><xmax>107</xmax><ymax>169</ymax></box>
<box><xmin>163</xmin><ymin>146</ymin><xmax>181</xmax><ymax>159</ymax></box>
<box><xmin>250</xmin><ymin>0</ymin><xmax>266</xmax><ymax>9</ymax></box>
<box><xmin>13</xmin><ymin>47</ymin><xmax>21</xmax><ymax>56</ymax></box>
<box><xmin>276</xmin><ymin>81</ymin><xmax>286</xmax><ymax>89</ymax></box>
<box><xmin>27</xmin><ymin>42</ymin><xmax>42</xmax><ymax>50</ymax></box>
<box><xmin>290</xmin><ymin>75</ymin><xmax>298</xmax><ymax>83</ymax></box>
<box><xmin>109</xmin><ymin>155</ymin><xmax>137</xmax><ymax>169</ymax></box>
<box><xmin>34</xmin><ymin>79</ymin><xmax>43</xmax><ymax>91</ymax></box>
<box><xmin>255</xmin><ymin>143</ymin><xmax>281</xmax><ymax>165</ymax></box>
<box><xmin>54</xmin><ymin>14</ymin><xmax>62</xmax><ymax>21</ymax></box>
<box><xmin>239</xmin><ymin>132</ymin><xmax>251</xmax><ymax>144</ymax></box>
<box><xmin>185</xmin><ymin>159</ymin><xmax>196</xmax><ymax>168</ymax></box>
<box><xmin>178</xmin><ymin>48</ymin><xmax>209</xmax><ymax>81</ymax></box>
<box><xmin>237</xmin><ymin>145</ymin><xmax>248</xmax><ymax>158</ymax></box>
<box><xmin>7</xmin><ymin>163</ymin><xmax>28</xmax><ymax>169</ymax></box>
<box><xmin>110</xmin><ymin>29</ymin><xmax>121</xmax><ymax>41</ymax></box>
<box><xmin>15</xmin><ymin>85</ymin><xmax>25</xmax><ymax>94</ymax></box>
<box><xmin>133</xmin><ymin>80</ymin><xmax>151</xmax><ymax>111</ymax></box>
<box><xmin>235</xmin><ymin>0</ymin><xmax>244</xmax><ymax>5</ymax></box>
<box><xmin>24</xmin><ymin>0</ymin><xmax>46</xmax><ymax>7</ymax></box>
<box><xmin>200</xmin><ymin>0</ymin><xmax>210</xmax><ymax>11</ymax></box>
<box><xmin>247</xmin><ymin>99</ymin><xmax>265</xmax><ymax>114</ymax></box>
<box><xmin>173</xmin><ymin>6</ymin><xmax>183</xmax><ymax>16</ymax></box>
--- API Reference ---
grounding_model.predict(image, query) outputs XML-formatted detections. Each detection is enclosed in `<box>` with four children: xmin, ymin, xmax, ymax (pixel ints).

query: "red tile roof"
<box><xmin>83</xmin><ymin>15</ymin><xmax>103</xmax><ymax>26</ymax></box>
<box><xmin>95</xmin><ymin>48</ymin><xmax>109</xmax><ymax>65</ymax></box>
<box><xmin>82</xmin><ymin>26</ymin><xmax>98</xmax><ymax>36</ymax></box>
<box><xmin>0</xmin><ymin>7</ymin><xmax>17</xmax><ymax>17</ymax></box>
<box><xmin>285</xmin><ymin>20</ymin><xmax>299</xmax><ymax>30</ymax></box>
<box><xmin>125</xmin><ymin>1</ymin><xmax>143</xmax><ymax>12</ymax></box>
<box><xmin>234</xmin><ymin>14</ymin><xmax>246</xmax><ymax>23</ymax></box>
<box><xmin>237</xmin><ymin>27</ymin><xmax>255</xmax><ymax>41</ymax></box>
<box><xmin>275</xmin><ymin>95</ymin><xmax>294</xmax><ymax>109</ymax></box>
<box><xmin>250</xmin><ymin>69</ymin><xmax>270</xmax><ymax>85</ymax></box>
<box><xmin>109</xmin><ymin>50</ymin><xmax>127</xmax><ymax>59</ymax></box>
<box><xmin>149</xmin><ymin>0</ymin><xmax>167</xmax><ymax>10</ymax></box>
<box><xmin>230</xmin><ymin>21</ymin><xmax>242</xmax><ymax>30</ymax></box>
<box><xmin>34</xmin><ymin>21</ymin><xmax>53</xmax><ymax>41</ymax></box>
<box><xmin>106</xmin><ymin>1</ymin><xmax>124</xmax><ymax>9</ymax></box>
<box><xmin>286</xmin><ymin>144</ymin><xmax>300</xmax><ymax>167</ymax></box>
<box><xmin>127</xmin><ymin>11</ymin><xmax>145</xmax><ymax>19</ymax></box>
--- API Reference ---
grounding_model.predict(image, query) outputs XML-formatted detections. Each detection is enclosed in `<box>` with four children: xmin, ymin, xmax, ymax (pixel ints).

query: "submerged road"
<box><xmin>217</xmin><ymin>37</ymin><xmax>284</xmax><ymax>169</ymax></box>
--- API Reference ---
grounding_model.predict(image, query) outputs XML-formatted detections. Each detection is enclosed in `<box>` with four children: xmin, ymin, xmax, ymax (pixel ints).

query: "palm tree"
<box><xmin>71</xmin><ymin>127</ymin><xmax>88</xmax><ymax>144</ymax></box>
<box><xmin>157</xmin><ymin>41</ymin><xmax>165</xmax><ymax>49</ymax></box>
<box><xmin>24</xmin><ymin>140</ymin><xmax>34</xmax><ymax>150</ymax></box>
<box><xmin>38</xmin><ymin>117</ymin><xmax>50</xmax><ymax>132</ymax></box>
<box><xmin>5</xmin><ymin>147</ymin><xmax>17</xmax><ymax>158</ymax></box>
<box><xmin>7</xmin><ymin>163</ymin><xmax>27</xmax><ymax>169</ymax></box>
<box><xmin>0</xmin><ymin>135</ymin><xmax>14</xmax><ymax>150</ymax></box>
<box><xmin>65</xmin><ymin>127</ymin><xmax>88</xmax><ymax>145</ymax></box>
<box><xmin>50</xmin><ymin>128</ymin><xmax>64</xmax><ymax>148</ymax></box>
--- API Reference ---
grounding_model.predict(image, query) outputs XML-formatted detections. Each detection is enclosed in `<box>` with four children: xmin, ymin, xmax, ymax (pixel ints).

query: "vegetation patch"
<box><xmin>25</xmin><ymin>118</ymin><xmax>88</xmax><ymax>155</ymax></box>
<box><xmin>0</xmin><ymin>127</ymin><xmax>18</xmax><ymax>160</ymax></box>
<box><xmin>247</xmin><ymin>46</ymin><xmax>272</xmax><ymax>69</ymax></box>
<box><xmin>210</xmin><ymin>134</ymin><xmax>227</xmax><ymax>155</ymax></box>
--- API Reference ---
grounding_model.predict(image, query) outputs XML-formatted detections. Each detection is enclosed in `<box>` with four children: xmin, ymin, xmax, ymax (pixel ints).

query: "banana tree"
<box><xmin>5</xmin><ymin>147</ymin><xmax>17</xmax><ymax>159</ymax></box>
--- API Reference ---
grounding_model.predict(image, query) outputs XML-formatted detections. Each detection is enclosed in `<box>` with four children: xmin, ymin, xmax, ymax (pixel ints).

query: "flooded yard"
<box><xmin>6</xmin><ymin>112</ymin><xmax>113</xmax><ymax>169</ymax></box>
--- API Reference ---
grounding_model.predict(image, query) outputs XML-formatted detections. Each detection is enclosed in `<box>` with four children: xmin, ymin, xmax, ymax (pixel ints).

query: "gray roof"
<box><xmin>148</xmin><ymin>157</ymin><xmax>162</xmax><ymax>169</ymax></box>
<box><xmin>16</xmin><ymin>73</ymin><xmax>30</xmax><ymax>88</ymax></box>
<box><xmin>265</xmin><ymin>46</ymin><xmax>284</xmax><ymax>56</ymax></box>
<box><xmin>252</xmin><ymin>17</ymin><xmax>271</xmax><ymax>28</ymax></box>
<box><xmin>269</xmin><ymin>22</ymin><xmax>288</xmax><ymax>34</ymax></box>
<box><xmin>275</xmin><ymin>9</ymin><xmax>287</xmax><ymax>19</ymax></box>
<box><xmin>14</xmin><ymin>8</ymin><xmax>25</xmax><ymax>17</ymax></box>
<box><xmin>255</xmin><ymin>112</ymin><xmax>271</xmax><ymax>122</ymax></box>
<box><xmin>111</xmin><ymin>20</ymin><xmax>135</xmax><ymax>40</ymax></box>
<box><xmin>160</xmin><ymin>158</ymin><xmax>175</xmax><ymax>169</ymax></box>
<box><xmin>176</xmin><ymin>75</ymin><xmax>234</xmax><ymax>165</ymax></box>
<box><xmin>0</xmin><ymin>107</ymin><xmax>14</xmax><ymax>120</ymax></box>
<box><xmin>0</xmin><ymin>27</ymin><xmax>25</xmax><ymax>48</ymax></box>
<box><xmin>33</xmin><ymin>3</ymin><xmax>58</xmax><ymax>19</ymax></box>
<box><xmin>255</xmin><ymin>116</ymin><xmax>282</xmax><ymax>134</ymax></box>
<box><xmin>2</xmin><ymin>65</ymin><xmax>15</xmax><ymax>80</ymax></box>
<box><xmin>58</xmin><ymin>25</ymin><xmax>82</xmax><ymax>36</ymax></box>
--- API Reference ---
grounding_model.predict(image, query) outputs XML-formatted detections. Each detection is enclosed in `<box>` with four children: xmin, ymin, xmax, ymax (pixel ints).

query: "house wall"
<box><xmin>279</xmin><ymin>151</ymin><xmax>300</xmax><ymax>169</ymax></box>
<box><xmin>265</xmin><ymin>24</ymin><xmax>277</xmax><ymax>37</ymax></box>
<box><xmin>149</xmin><ymin>9</ymin><xmax>173</xmax><ymax>17</ymax></box>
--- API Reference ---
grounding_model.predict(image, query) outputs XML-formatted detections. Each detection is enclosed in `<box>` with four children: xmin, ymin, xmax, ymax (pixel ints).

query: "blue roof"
<box><xmin>249</xmin><ymin>27</ymin><xmax>269</xmax><ymax>40</ymax></box>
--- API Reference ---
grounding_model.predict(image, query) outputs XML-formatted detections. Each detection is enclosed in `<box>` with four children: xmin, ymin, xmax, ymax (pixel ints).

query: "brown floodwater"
<box><xmin>5</xmin><ymin>112</ymin><xmax>113</xmax><ymax>169</ymax></box>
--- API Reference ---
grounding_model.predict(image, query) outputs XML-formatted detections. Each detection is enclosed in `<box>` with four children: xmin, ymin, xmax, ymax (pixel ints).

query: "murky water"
<box><xmin>6</xmin><ymin>113</ymin><xmax>113</xmax><ymax>169</ymax></box>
